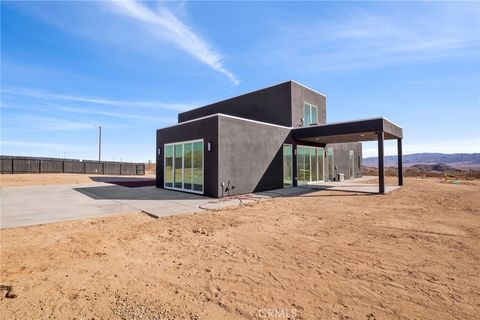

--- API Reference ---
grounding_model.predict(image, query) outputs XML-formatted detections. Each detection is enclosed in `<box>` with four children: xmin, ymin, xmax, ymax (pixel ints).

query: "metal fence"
<box><xmin>0</xmin><ymin>156</ymin><xmax>145</xmax><ymax>175</ymax></box>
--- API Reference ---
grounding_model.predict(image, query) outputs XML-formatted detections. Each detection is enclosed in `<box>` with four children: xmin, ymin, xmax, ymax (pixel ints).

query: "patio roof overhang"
<box><xmin>292</xmin><ymin>117</ymin><xmax>402</xmax><ymax>144</ymax></box>
<box><xmin>292</xmin><ymin>117</ymin><xmax>404</xmax><ymax>195</ymax></box>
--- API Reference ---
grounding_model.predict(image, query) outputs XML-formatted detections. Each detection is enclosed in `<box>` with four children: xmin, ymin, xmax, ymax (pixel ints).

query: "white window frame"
<box><xmin>296</xmin><ymin>145</ymin><xmax>325</xmax><ymax>184</ymax></box>
<box><xmin>164</xmin><ymin>138</ymin><xmax>204</xmax><ymax>194</ymax></box>
<box><xmin>303</xmin><ymin>102</ymin><xmax>319</xmax><ymax>127</ymax></box>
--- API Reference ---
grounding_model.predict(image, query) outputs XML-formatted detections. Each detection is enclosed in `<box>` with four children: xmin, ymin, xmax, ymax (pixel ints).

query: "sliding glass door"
<box><xmin>164</xmin><ymin>139</ymin><xmax>203</xmax><ymax>193</ymax></box>
<box><xmin>297</xmin><ymin>145</ymin><xmax>324</xmax><ymax>185</ymax></box>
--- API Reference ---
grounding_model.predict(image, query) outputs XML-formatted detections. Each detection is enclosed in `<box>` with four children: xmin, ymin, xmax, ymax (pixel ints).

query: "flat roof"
<box><xmin>157</xmin><ymin>113</ymin><xmax>292</xmax><ymax>131</ymax></box>
<box><xmin>292</xmin><ymin>117</ymin><xmax>403</xmax><ymax>143</ymax></box>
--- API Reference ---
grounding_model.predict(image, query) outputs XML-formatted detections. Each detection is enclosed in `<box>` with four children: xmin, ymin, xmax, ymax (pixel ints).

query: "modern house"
<box><xmin>156</xmin><ymin>81</ymin><xmax>403</xmax><ymax>197</ymax></box>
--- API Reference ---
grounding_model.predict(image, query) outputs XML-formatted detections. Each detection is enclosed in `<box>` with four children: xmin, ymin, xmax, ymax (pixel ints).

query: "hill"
<box><xmin>363</xmin><ymin>153</ymin><xmax>480</xmax><ymax>169</ymax></box>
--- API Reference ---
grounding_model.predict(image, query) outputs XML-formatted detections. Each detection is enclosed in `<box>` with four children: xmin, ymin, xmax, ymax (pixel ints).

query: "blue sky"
<box><xmin>1</xmin><ymin>1</ymin><xmax>479</xmax><ymax>162</ymax></box>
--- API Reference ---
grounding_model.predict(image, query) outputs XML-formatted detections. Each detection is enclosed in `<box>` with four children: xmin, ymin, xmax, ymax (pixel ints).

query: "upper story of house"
<box><xmin>177</xmin><ymin>81</ymin><xmax>327</xmax><ymax>128</ymax></box>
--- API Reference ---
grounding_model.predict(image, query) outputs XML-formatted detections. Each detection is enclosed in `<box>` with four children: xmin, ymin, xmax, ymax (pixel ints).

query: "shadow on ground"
<box><xmin>89</xmin><ymin>176</ymin><xmax>156</xmax><ymax>188</ymax></box>
<box><xmin>74</xmin><ymin>185</ymin><xmax>207</xmax><ymax>201</ymax></box>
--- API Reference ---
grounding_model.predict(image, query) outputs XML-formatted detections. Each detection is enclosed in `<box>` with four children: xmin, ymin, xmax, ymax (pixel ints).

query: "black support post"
<box><xmin>377</xmin><ymin>131</ymin><xmax>385</xmax><ymax>194</ymax></box>
<box><xmin>397</xmin><ymin>138</ymin><xmax>403</xmax><ymax>186</ymax></box>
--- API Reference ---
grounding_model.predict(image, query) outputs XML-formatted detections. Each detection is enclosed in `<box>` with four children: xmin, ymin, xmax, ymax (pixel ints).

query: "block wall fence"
<box><xmin>0</xmin><ymin>156</ymin><xmax>145</xmax><ymax>175</ymax></box>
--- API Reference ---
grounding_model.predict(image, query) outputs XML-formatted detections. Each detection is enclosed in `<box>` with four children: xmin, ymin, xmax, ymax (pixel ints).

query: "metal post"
<box><xmin>377</xmin><ymin>131</ymin><xmax>385</xmax><ymax>194</ymax></box>
<box><xmin>96</xmin><ymin>125</ymin><xmax>102</xmax><ymax>161</ymax></box>
<box><xmin>397</xmin><ymin>138</ymin><xmax>403</xmax><ymax>186</ymax></box>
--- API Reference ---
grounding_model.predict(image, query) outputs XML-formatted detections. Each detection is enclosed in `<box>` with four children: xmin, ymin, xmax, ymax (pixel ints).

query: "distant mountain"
<box><xmin>408</xmin><ymin>163</ymin><xmax>461</xmax><ymax>173</ymax></box>
<box><xmin>363</xmin><ymin>153</ymin><xmax>480</xmax><ymax>168</ymax></box>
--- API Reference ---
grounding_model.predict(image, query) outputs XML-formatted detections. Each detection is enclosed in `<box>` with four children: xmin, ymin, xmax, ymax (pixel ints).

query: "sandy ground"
<box><xmin>1</xmin><ymin>177</ymin><xmax>479</xmax><ymax>319</ymax></box>
<box><xmin>0</xmin><ymin>173</ymin><xmax>155</xmax><ymax>187</ymax></box>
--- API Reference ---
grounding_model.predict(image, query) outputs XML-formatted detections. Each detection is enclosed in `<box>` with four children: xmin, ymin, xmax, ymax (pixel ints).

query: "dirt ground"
<box><xmin>0</xmin><ymin>173</ymin><xmax>155</xmax><ymax>187</ymax></box>
<box><xmin>1</xmin><ymin>177</ymin><xmax>479</xmax><ymax>319</ymax></box>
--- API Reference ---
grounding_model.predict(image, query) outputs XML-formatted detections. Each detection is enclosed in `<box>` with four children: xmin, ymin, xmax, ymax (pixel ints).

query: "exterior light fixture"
<box><xmin>158</xmin><ymin>148</ymin><xmax>161</xmax><ymax>155</ymax></box>
<box><xmin>207</xmin><ymin>141</ymin><xmax>212</xmax><ymax>151</ymax></box>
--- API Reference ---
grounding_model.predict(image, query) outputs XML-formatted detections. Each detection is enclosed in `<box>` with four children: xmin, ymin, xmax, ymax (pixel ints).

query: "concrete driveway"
<box><xmin>0</xmin><ymin>181</ymin><xmax>249</xmax><ymax>229</ymax></box>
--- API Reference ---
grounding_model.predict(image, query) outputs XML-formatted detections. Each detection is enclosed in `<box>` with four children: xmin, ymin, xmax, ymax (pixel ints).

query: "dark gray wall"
<box><xmin>156</xmin><ymin>116</ymin><xmax>219</xmax><ymax>197</ymax></box>
<box><xmin>327</xmin><ymin>142</ymin><xmax>363</xmax><ymax>180</ymax></box>
<box><xmin>178</xmin><ymin>81</ymin><xmax>329</xmax><ymax>130</ymax></box>
<box><xmin>217</xmin><ymin>116</ymin><xmax>291</xmax><ymax>196</ymax></box>
<box><xmin>178</xmin><ymin>82</ymin><xmax>293</xmax><ymax>127</ymax></box>
<box><xmin>291</xmin><ymin>81</ymin><xmax>327</xmax><ymax>128</ymax></box>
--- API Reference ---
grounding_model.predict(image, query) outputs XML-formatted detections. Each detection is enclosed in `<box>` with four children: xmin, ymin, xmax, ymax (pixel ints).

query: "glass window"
<box><xmin>193</xmin><ymin>141</ymin><xmax>203</xmax><ymax>192</ymax></box>
<box><xmin>303</xmin><ymin>104</ymin><xmax>311</xmax><ymax>127</ymax></box>
<box><xmin>165</xmin><ymin>145</ymin><xmax>173</xmax><ymax>187</ymax></box>
<box><xmin>297</xmin><ymin>146</ymin><xmax>305</xmax><ymax>184</ymax></box>
<box><xmin>317</xmin><ymin>147</ymin><xmax>324</xmax><ymax>181</ymax></box>
<box><xmin>327</xmin><ymin>147</ymin><xmax>334</xmax><ymax>181</ymax></box>
<box><xmin>283</xmin><ymin>144</ymin><xmax>292</xmax><ymax>187</ymax></box>
<box><xmin>165</xmin><ymin>140</ymin><xmax>203</xmax><ymax>193</ymax></box>
<box><xmin>311</xmin><ymin>106</ymin><xmax>318</xmax><ymax>125</ymax></box>
<box><xmin>174</xmin><ymin>144</ymin><xmax>183</xmax><ymax>189</ymax></box>
<box><xmin>184</xmin><ymin>143</ymin><xmax>193</xmax><ymax>190</ymax></box>
<box><xmin>304</xmin><ymin>103</ymin><xmax>319</xmax><ymax>127</ymax></box>
<box><xmin>311</xmin><ymin>148</ymin><xmax>317</xmax><ymax>182</ymax></box>
<box><xmin>304</xmin><ymin>148</ymin><xmax>311</xmax><ymax>182</ymax></box>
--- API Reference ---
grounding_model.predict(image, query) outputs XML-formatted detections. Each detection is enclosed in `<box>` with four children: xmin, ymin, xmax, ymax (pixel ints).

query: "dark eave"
<box><xmin>292</xmin><ymin>117</ymin><xmax>403</xmax><ymax>144</ymax></box>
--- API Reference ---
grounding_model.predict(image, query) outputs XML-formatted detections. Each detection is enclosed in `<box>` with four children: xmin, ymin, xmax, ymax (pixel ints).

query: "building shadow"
<box><xmin>89</xmin><ymin>176</ymin><xmax>156</xmax><ymax>188</ymax></box>
<box><xmin>74</xmin><ymin>185</ymin><xmax>208</xmax><ymax>201</ymax></box>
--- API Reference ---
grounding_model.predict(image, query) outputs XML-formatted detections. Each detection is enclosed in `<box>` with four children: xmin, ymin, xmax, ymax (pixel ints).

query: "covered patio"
<box><xmin>293</xmin><ymin>117</ymin><xmax>403</xmax><ymax>194</ymax></box>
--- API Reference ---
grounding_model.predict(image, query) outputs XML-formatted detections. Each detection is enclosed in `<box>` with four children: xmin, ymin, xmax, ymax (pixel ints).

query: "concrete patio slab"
<box><xmin>304</xmin><ymin>181</ymin><xmax>401</xmax><ymax>194</ymax></box>
<box><xmin>1</xmin><ymin>176</ymin><xmax>400</xmax><ymax>229</ymax></box>
<box><xmin>1</xmin><ymin>183</ymin><xmax>239</xmax><ymax>229</ymax></box>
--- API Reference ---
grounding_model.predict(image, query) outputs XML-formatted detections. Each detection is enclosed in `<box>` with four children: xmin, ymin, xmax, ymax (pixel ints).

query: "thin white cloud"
<box><xmin>1</xmin><ymin>140</ymin><xmax>90</xmax><ymax>151</ymax></box>
<box><xmin>2</xmin><ymin>102</ymin><xmax>178</xmax><ymax>124</ymax></box>
<box><xmin>44</xmin><ymin>104</ymin><xmax>177</xmax><ymax>123</ymax></box>
<box><xmin>251</xmin><ymin>4</ymin><xmax>479</xmax><ymax>72</ymax></box>
<box><xmin>110</xmin><ymin>0</ymin><xmax>239</xmax><ymax>85</ymax></box>
<box><xmin>2</xmin><ymin>87</ymin><xmax>195</xmax><ymax>112</ymax></box>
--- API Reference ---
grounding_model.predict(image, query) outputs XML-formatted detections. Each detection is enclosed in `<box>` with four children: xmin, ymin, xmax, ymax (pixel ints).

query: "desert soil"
<box><xmin>1</xmin><ymin>177</ymin><xmax>479</xmax><ymax>319</ymax></box>
<box><xmin>0</xmin><ymin>173</ymin><xmax>155</xmax><ymax>187</ymax></box>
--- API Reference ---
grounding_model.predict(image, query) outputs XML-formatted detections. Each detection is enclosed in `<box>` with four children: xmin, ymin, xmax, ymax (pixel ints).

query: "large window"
<box><xmin>174</xmin><ymin>144</ymin><xmax>183</xmax><ymax>189</ymax></box>
<box><xmin>327</xmin><ymin>147</ymin><xmax>334</xmax><ymax>181</ymax></box>
<box><xmin>164</xmin><ymin>139</ymin><xmax>203</xmax><ymax>193</ymax></box>
<box><xmin>303</xmin><ymin>102</ymin><xmax>318</xmax><ymax>127</ymax></box>
<box><xmin>297</xmin><ymin>146</ymin><xmax>324</xmax><ymax>184</ymax></box>
<box><xmin>165</xmin><ymin>145</ymin><xmax>173</xmax><ymax>188</ymax></box>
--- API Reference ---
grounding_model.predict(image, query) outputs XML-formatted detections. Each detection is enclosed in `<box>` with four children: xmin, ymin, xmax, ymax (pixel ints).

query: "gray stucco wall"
<box><xmin>178</xmin><ymin>82</ymin><xmax>293</xmax><ymax>127</ymax></box>
<box><xmin>217</xmin><ymin>116</ymin><xmax>291</xmax><ymax>196</ymax></box>
<box><xmin>156</xmin><ymin>116</ymin><xmax>219</xmax><ymax>197</ymax></box>
<box><xmin>291</xmin><ymin>81</ymin><xmax>327</xmax><ymax>128</ymax></box>
<box><xmin>328</xmin><ymin>142</ymin><xmax>363</xmax><ymax>180</ymax></box>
